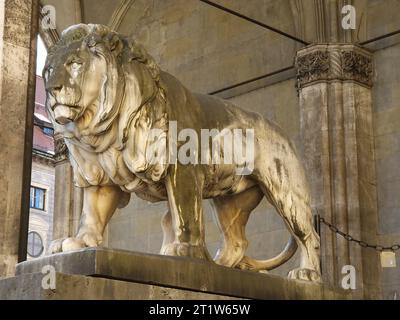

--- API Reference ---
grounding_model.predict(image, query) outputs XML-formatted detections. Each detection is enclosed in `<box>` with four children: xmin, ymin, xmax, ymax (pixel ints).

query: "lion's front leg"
<box><xmin>49</xmin><ymin>185</ymin><xmax>124</xmax><ymax>254</ymax></box>
<box><xmin>163</xmin><ymin>166</ymin><xmax>211</xmax><ymax>261</ymax></box>
<box><xmin>160</xmin><ymin>210</ymin><xmax>175</xmax><ymax>255</ymax></box>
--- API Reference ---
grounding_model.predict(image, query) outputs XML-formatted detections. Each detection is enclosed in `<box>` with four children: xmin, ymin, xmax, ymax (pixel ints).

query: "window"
<box><xmin>27</xmin><ymin>231</ymin><xmax>44</xmax><ymax>258</ymax></box>
<box><xmin>30</xmin><ymin>186</ymin><xmax>46</xmax><ymax>211</ymax></box>
<box><xmin>42</xmin><ymin>127</ymin><xmax>54</xmax><ymax>136</ymax></box>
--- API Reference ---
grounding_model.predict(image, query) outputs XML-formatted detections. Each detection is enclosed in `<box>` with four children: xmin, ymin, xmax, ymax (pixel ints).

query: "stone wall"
<box><xmin>0</xmin><ymin>0</ymin><xmax>39</xmax><ymax>277</ymax></box>
<box><xmin>118</xmin><ymin>0</ymin><xmax>300</xmax><ymax>94</ymax></box>
<box><xmin>372</xmin><ymin>42</ymin><xmax>400</xmax><ymax>299</ymax></box>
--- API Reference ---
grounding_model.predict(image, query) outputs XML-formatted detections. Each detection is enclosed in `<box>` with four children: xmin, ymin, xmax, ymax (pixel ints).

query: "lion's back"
<box><xmin>161</xmin><ymin>71</ymin><xmax>295</xmax><ymax>153</ymax></box>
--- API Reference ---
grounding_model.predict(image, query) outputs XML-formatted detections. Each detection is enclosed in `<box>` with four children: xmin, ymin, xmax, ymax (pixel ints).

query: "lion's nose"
<box><xmin>46</xmin><ymin>85</ymin><xmax>63</xmax><ymax>110</ymax></box>
<box><xmin>46</xmin><ymin>83</ymin><xmax>63</xmax><ymax>96</ymax></box>
<box><xmin>49</xmin><ymin>85</ymin><xmax>62</xmax><ymax>95</ymax></box>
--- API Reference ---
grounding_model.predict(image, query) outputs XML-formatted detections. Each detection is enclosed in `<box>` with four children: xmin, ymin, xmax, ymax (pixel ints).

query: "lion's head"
<box><xmin>44</xmin><ymin>24</ymin><xmax>169</xmax><ymax>183</ymax></box>
<box><xmin>44</xmin><ymin>24</ymin><xmax>166</xmax><ymax>151</ymax></box>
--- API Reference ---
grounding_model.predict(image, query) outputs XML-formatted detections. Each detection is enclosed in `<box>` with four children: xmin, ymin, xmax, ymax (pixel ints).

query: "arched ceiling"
<box><xmin>40</xmin><ymin>0</ymin><xmax>301</xmax><ymax>45</ymax></box>
<box><xmin>40</xmin><ymin>0</ymin><xmax>303</xmax><ymax>93</ymax></box>
<box><xmin>39</xmin><ymin>0</ymin><xmax>400</xmax><ymax>93</ymax></box>
<box><xmin>39</xmin><ymin>0</ymin><xmax>400</xmax><ymax>46</ymax></box>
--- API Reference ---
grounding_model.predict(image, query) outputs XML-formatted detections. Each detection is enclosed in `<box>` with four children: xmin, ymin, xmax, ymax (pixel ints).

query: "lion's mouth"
<box><xmin>53</xmin><ymin>104</ymin><xmax>79</xmax><ymax>124</ymax></box>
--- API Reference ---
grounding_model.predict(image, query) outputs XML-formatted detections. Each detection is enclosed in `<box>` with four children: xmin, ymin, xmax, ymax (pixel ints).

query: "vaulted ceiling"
<box><xmin>38</xmin><ymin>0</ymin><xmax>400</xmax><ymax>93</ymax></box>
<box><xmin>40</xmin><ymin>0</ymin><xmax>400</xmax><ymax>47</ymax></box>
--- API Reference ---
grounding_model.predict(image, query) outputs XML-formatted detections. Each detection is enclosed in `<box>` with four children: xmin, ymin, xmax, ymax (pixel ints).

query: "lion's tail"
<box><xmin>238</xmin><ymin>236</ymin><xmax>297</xmax><ymax>271</ymax></box>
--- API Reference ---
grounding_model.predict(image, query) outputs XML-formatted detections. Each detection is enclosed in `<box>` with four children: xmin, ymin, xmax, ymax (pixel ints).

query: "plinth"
<box><xmin>0</xmin><ymin>248</ymin><xmax>350</xmax><ymax>300</ymax></box>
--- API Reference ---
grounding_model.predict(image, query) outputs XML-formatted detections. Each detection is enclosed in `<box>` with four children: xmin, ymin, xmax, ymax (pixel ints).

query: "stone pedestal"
<box><xmin>0</xmin><ymin>0</ymin><xmax>39</xmax><ymax>277</ymax></box>
<box><xmin>0</xmin><ymin>248</ymin><xmax>350</xmax><ymax>300</ymax></box>
<box><xmin>0</xmin><ymin>272</ymin><xmax>240</xmax><ymax>300</ymax></box>
<box><xmin>296</xmin><ymin>44</ymin><xmax>380</xmax><ymax>299</ymax></box>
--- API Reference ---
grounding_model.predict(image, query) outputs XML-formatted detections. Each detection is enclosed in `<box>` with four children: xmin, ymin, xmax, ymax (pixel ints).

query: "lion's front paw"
<box><xmin>236</xmin><ymin>260</ymin><xmax>261</xmax><ymax>272</ymax></box>
<box><xmin>161</xmin><ymin>242</ymin><xmax>210</xmax><ymax>260</ymax></box>
<box><xmin>288</xmin><ymin>268</ymin><xmax>321</xmax><ymax>282</ymax></box>
<box><xmin>48</xmin><ymin>237</ymin><xmax>86</xmax><ymax>254</ymax></box>
<box><xmin>48</xmin><ymin>233</ymin><xmax>101</xmax><ymax>255</ymax></box>
<box><xmin>48</xmin><ymin>238</ymin><xmax>66</xmax><ymax>254</ymax></box>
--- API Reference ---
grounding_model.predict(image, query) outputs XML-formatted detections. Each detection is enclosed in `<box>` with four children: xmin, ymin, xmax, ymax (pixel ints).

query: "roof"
<box><xmin>33</xmin><ymin>76</ymin><xmax>54</xmax><ymax>156</ymax></box>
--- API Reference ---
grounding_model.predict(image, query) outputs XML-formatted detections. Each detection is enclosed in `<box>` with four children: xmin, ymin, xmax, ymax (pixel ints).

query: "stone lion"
<box><xmin>44</xmin><ymin>24</ymin><xmax>321</xmax><ymax>282</ymax></box>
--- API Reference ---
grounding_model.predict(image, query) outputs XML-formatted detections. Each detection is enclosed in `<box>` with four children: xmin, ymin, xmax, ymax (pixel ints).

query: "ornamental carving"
<box><xmin>295</xmin><ymin>45</ymin><xmax>373</xmax><ymax>88</ymax></box>
<box><xmin>296</xmin><ymin>51</ymin><xmax>329</xmax><ymax>87</ymax></box>
<box><xmin>341</xmin><ymin>51</ymin><xmax>373</xmax><ymax>86</ymax></box>
<box><xmin>54</xmin><ymin>134</ymin><xmax>68</xmax><ymax>163</ymax></box>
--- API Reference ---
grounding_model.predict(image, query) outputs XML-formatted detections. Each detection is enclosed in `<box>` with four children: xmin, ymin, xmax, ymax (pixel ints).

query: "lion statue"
<box><xmin>43</xmin><ymin>24</ymin><xmax>321</xmax><ymax>282</ymax></box>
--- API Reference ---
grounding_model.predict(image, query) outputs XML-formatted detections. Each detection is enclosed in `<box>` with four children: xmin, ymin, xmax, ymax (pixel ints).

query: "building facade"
<box><xmin>28</xmin><ymin>75</ymin><xmax>55</xmax><ymax>260</ymax></box>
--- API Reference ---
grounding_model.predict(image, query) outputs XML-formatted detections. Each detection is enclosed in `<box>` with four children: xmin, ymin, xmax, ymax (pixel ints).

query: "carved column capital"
<box><xmin>295</xmin><ymin>44</ymin><xmax>373</xmax><ymax>89</ymax></box>
<box><xmin>54</xmin><ymin>133</ymin><xmax>69</xmax><ymax>164</ymax></box>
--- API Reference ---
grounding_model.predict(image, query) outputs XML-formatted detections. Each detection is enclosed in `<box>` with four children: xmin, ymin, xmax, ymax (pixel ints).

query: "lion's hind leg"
<box><xmin>159</xmin><ymin>210</ymin><xmax>175</xmax><ymax>255</ymax></box>
<box><xmin>256</xmin><ymin>172</ymin><xmax>321</xmax><ymax>282</ymax></box>
<box><xmin>212</xmin><ymin>186</ymin><xmax>263</xmax><ymax>268</ymax></box>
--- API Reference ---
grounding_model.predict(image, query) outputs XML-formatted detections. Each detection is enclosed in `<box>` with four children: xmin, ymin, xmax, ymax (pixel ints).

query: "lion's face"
<box><xmin>43</xmin><ymin>35</ymin><xmax>108</xmax><ymax>126</ymax></box>
<box><xmin>43</xmin><ymin>24</ymin><xmax>162</xmax><ymax>154</ymax></box>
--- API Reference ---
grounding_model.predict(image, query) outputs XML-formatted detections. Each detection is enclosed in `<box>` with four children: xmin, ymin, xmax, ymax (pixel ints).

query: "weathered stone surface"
<box><xmin>15</xmin><ymin>248</ymin><xmax>350</xmax><ymax>300</ymax></box>
<box><xmin>372</xmin><ymin>42</ymin><xmax>400</xmax><ymax>299</ymax></box>
<box><xmin>0</xmin><ymin>0</ymin><xmax>39</xmax><ymax>277</ymax></box>
<box><xmin>295</xmin><ymin>44</ymin><xmax>373</xmax><ymax>88</ymax></box>
<box><xmin>0</xmin><ymin>272</ymin><xmax>239</xmax><ymax>300</ymax></box>
<box><xmin>297</xmin><ymin>44</ymin><xmax>380</xmax><ymax>299</ymax></box>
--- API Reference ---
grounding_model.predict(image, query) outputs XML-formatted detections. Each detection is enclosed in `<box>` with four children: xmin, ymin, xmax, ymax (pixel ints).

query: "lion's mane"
<box><xmin>47</xmin><ymin>24</ymin><xmax>170</xmax><ymax>186</ymax></box>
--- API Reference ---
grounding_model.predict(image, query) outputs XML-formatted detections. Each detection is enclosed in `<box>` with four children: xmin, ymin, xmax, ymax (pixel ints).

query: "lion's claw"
<box><xmin>288</xmin><ymin>268</ymin><xmax>321</xmax><ymax>282</ymax></box>
<box><xmin>161</xmin><ymin>242</ymin><xmax>210</xmax><ymax>260</ymax></box>
<box><xmin>48</xmin><ymin>233</ymin><xmax>101</xmax><ymax>254</ymax></box>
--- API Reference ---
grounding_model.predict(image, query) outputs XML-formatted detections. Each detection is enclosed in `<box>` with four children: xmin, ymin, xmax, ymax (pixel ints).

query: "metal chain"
<box><xmin>318</xmin><ymin>217</ymin><xmax>400</xmax><ymax>252</ymax></box>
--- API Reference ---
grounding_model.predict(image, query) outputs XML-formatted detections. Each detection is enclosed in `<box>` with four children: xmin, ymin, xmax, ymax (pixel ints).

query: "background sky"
<box><xmin>36</xmin><ymin>36</ymin><xmax>47</xmax><ymax>76</ymax></box>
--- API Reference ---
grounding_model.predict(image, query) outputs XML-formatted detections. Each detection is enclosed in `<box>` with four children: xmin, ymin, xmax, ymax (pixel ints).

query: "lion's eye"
<box><xmin>70</xmin><ymin>61</ymin><xmax>82</xmax><ymax>70</ymax></box>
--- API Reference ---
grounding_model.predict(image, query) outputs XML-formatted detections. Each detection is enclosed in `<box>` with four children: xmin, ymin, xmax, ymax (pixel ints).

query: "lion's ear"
<box><xmin>106</xmin><ymin>33</ymin><xmax>123</xmax><ymax>55</ymax></box>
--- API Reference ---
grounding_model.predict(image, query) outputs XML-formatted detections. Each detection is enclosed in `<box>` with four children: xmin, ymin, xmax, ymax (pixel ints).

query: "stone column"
<box><xmin>0</xmin><ymin>0</ymin><xmax>39</xmax><ymax>277</ymax></box>
<box><xmin>52</xmin><ymin>134</ymin><xmax>83</xmax><ymax>242</ymax></box>
<box><xmin>296</xmin><ymin>44</ymin><xmax>380</xmax><ymax>299</ymax></box>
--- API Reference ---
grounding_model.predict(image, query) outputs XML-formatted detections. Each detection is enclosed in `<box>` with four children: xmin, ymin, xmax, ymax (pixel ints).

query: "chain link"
<box><xmin>318</xmin><ymin>217</ymin><xmax>400</xmax><ymax>252</ymax></box>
